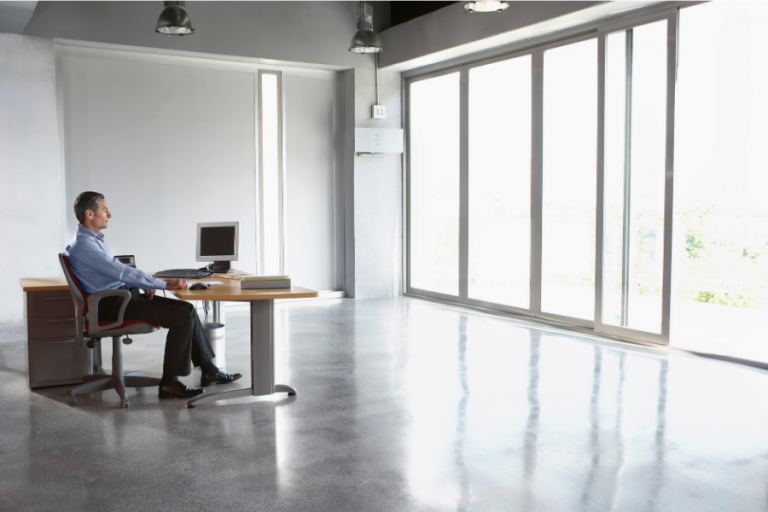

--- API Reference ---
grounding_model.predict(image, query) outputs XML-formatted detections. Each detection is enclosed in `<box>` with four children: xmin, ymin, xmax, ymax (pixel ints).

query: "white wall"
<box><xmin>58</xmin><ymin>46</ymin><xmax>259</xmax><ymax>274</ymax></box>
<box><xmin>0</xmin><ymin>34</ymin><xmax>61</xmax><ymax>325</ymax></box>
<box><xmin>57</xmin><ymin>45</ymin><xmax>344</xmax><ymax>293</ymax></box>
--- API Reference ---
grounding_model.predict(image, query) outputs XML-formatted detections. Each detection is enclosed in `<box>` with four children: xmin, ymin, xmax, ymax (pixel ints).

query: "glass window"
<box><xmin>602</xmin><ymin>21</ymin><xmax>668</xmax><ymax>333</ymax></box>
<box><xmin>410</xmin><ymin>73</ymin><xmax>461</xmax><ymax>296</ymax></box>
<box><xmin>672</xmin><ymin>2</ymin><xmax>768</xmax><ymax>361</ymax></box>
<box><xmin>541</xmin><ymin>39</ymin><xmax>598</xmax><ymax>320</ymax></box>
<box><xmin>468</xmin><ymin>56</ymin><xmax>532</xmax><ymax>308</ymax></box>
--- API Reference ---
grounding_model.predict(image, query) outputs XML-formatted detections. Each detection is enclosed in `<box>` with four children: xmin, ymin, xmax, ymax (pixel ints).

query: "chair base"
<box><xmin>68</xmin><ymin>370</ymin><xmax>162</xmax><ymax>408</ymax></box>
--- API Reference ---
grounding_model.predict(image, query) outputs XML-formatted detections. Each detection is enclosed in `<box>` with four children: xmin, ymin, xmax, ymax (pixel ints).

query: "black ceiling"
<box><xmin>389</xmin><ymin>2</ymin><xmax>457</xmax><ymax>28</ymax></box>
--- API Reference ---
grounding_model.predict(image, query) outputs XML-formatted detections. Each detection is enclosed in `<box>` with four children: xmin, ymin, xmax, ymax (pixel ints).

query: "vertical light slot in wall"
<box><xmin>261</xmin><ymin>72</ymin><xmax>283</xmax><ymax>275</ymax></box>
<box><xmin>541</xmin><ymin>38</ymin><xmax>598</xmax><ymax>321</ymax></box>
<box><xmin>468</xmin><ymin>55</ymin><xmax>532</xmax><ymax>309</ymax></box>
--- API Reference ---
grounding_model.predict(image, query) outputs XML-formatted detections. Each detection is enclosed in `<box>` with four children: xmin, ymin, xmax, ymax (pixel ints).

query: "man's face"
<box><xmin>87</xmin><ymin>199</ymin><xmax>111</xmax><ymax>232</ymax></box>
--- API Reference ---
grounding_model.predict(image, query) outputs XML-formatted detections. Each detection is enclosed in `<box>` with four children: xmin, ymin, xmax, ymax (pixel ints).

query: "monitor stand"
<box><xmin>207</xmin><ymin>261</ymin><xmax>233</xmax><ymax>273</ymax></box>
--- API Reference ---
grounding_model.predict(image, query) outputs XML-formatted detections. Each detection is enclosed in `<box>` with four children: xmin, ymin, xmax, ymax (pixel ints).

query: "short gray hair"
<box><xmin>73</xmin><ymin>191</ymin><xmax>105</xmax><ymax>224</ymax></box>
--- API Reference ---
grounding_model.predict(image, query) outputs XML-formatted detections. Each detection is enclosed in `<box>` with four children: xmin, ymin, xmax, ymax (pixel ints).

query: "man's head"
<box><xmin>73</xmin><ymin>191</ymin><xmax>111</xmax><ymax>233</ymax></box>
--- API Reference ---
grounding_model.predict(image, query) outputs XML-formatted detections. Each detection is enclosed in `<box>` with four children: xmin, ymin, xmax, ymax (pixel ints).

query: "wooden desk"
<box><xmin>174</xmin><ymin>276</ymin><xmax>318</xmax><ymax>407</ymax></box>
<box><xmin>20</xmin><ymin>277</ymin><xmax>86</xmax><ymax>388</ymax></box>
<box><xmin>20</xmin><ymin>275</ymin><xmax>319</xmax><ymax>405</ymax></box>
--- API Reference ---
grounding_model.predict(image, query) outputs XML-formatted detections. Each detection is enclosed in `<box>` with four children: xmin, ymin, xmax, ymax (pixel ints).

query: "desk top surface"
<box><xmin>20</xmin><ymin>273</ymin><xmax>319</xmax><ymax>301</ymax></box>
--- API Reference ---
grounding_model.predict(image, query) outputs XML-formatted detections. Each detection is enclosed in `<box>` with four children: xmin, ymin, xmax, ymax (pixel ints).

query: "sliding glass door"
<box><xmin>467</xmin><ymin>55</ymin><xmax>532</xmax><ymax>311</ymax></box>
<box><xmin>595</xmin><ymin>14</ymin><xmax>674</xmax><ymax>343</ymax></box>
<box><xmin>409</xmin><ymin>73</ymin><xmax>461</xmax><ymax>297</ymax></box>
<box><xmin>406</xmin><ymin>7</ymin><xmax>689</xmax><ymax>349</ymax></box>
<box><xmin>540</xmin><ymin>38</ymin><xmax>598</xmax><ymax>324</ymax></box>
<box><xmin>670</xmin><ymin>2</ymin><xmax>768</xmax><ymax>362</ymax></box>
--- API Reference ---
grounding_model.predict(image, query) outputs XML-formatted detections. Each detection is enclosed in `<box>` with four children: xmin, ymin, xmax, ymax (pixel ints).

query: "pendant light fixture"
<box><xmin>349</xmin><ymin>2</ymin><xmax>383</xmax><ymax>54</ymax></box>
<box><xmin>156</xmin><ymin>1</ymin><xmax>195</xmax><ymax>36</ymax></box>
<box><xmin>464</xmin><ymin>2</ymin><xmax>509</xmax><ymax>13</ymax></box>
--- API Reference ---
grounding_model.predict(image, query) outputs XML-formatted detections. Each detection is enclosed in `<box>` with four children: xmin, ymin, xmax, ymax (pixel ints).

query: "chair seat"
<box><xmin>85</xmin><ymin>319</ymin><xmax>161</xmax><ymax>337</ymax></box>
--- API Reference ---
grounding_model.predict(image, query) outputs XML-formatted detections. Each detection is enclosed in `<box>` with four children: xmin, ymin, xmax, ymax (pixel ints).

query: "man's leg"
<box><xmin>99</xmin><ymin>291</ymin><xmax>240</xmax><ymax>386</ymax></box>
<box><xmin>98</xmin><ymin>291</ymin><xmax>215</xmax><ymax>378</ymax></box>
<box><xmin>155</xmin><ymin>297</ymin><xmax>242</xmax><ymax>386</ymax></box>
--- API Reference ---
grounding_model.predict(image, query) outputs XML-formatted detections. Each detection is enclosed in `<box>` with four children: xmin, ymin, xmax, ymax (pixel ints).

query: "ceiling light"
<box><xmin>465</xmin><ymin>2</ymin><xmax>509</xmax><ymax>13</ymax></box>
<box><xmin>349</xmin><ymin>2</ymin><xmax>383</xmax><ymax>54</ymax></box>
<box><xmin>156</xmin><ymin>1</ymin><xmax>195</xmax><ymax>36</ymax></box>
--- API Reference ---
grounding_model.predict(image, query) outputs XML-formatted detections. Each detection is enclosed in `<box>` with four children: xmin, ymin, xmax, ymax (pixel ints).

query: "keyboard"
<box><xmin>154</xmin><ymin>269</ymin><xmax>213</xmax><ymax>279</ymax></box>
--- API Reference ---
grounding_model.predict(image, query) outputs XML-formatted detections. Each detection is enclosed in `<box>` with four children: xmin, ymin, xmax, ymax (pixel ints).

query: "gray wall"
<box><xmin>284</xmin><ymin>71</ymin><xmax>344</xmax><ymax>291</ymax></box>
<box><xmin>342</xmin><ymin>67</ymin><xmax>403</xmax><ymax>298</ymax></box>
<box><xmin>0</xmin><ymin>34</ymin><xmax>62</xmax><ymax>325</ymax></box>
<box><xmin>25</xmin><ymin>1</ymin><xmax>371</xmax><ymax>70</ymax></box>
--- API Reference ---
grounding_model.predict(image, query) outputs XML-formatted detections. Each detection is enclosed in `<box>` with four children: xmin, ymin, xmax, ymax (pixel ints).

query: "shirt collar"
<box><xmin>77</xmin><ymin>224</ymin><xmax>104</xmax><ymax>241</ymax></box>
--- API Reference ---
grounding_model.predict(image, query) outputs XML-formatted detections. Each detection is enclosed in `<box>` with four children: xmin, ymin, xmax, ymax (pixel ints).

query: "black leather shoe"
<box><xmin>158</xmin><ymin>381</ymin><xmax>205</xmax><ymax>399</ymax></box>
<box><xmin>201</xmin><ymin>370</ymin><xmax>243</xmax><ymax>386</ymax></box>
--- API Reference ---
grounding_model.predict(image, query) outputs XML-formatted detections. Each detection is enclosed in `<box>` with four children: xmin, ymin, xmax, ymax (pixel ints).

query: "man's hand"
<box><xmin>143</xmin><ymin>289</ymin><xmax>156</xmax><ymax>300</ymax></box>
<box><xmin>163</xmin><ymin>278</ymin><xmax>188</xmax><ymax>290</ymax></box>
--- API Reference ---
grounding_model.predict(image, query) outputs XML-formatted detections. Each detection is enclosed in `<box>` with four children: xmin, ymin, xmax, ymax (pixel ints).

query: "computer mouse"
<box><xmin>190</xmin><ymin>283</ymin><xmax>209</xmax><ymax>290</ymax></box>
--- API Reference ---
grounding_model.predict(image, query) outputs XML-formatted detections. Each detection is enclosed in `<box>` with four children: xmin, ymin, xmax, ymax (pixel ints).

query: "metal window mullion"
<box><xmin>531</xmin><ymin>50</ymin><xmax>544</xmax><ymax>316</ymax></box>
<box><xmin>459</xmin><ymin>69</ymin><xmax>470</xmax><ymax>303</ymax></box>
<box><xmin>595</xmin><ymin>34</ymin><xmax>606</xmax><ymax>327</ymax></box>
<box><xmin>621</xmin><ymin>29</ymin><xmax>634</xmax><ymax>327</ymax></box>
<box><xmin>405</xmin><ymin>78</ymin><xmax>413</xmax><ymax>293</ymax></box>
<box><xmin>660</xmin><ymin>11</ymin><xmax>678</xmax><ymax>345</ymax></box>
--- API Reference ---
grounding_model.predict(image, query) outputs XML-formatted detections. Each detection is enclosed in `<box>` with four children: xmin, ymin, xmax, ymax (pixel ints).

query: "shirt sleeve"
<box><xmin>80</xmin><ymin>240</ymin><xmax>168</xmax><ymax>290</ymax></box>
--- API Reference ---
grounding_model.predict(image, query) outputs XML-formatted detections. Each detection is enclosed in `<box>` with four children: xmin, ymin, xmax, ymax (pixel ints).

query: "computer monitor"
<box><xmin>196</xmin><ymin>222</ymin><xmax>239</xmax><ymax>272</ymax></box>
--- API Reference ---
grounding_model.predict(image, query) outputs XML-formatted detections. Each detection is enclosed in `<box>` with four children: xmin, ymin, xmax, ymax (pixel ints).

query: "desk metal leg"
<box><xmin>188</xmin><ymin>299</ymin><xmax>296</xmax><ymax>408</ymax></box>
<box><xmin>212</xmin><ymin>300</ymin><xmax>225</xmax><ymax>324</ymax></box>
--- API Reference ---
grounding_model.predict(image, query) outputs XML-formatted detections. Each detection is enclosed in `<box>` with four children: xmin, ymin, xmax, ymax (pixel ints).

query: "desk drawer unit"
<box><xmin>25</xmin><ymin>290</ymin><xmax>91</xmax><ymax>388</ymax></box>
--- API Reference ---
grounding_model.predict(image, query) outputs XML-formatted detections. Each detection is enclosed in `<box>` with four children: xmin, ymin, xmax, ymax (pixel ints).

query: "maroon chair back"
<box><xmin>59</xmin><ymin>253</ymin><xmax>87</xmax><ymax>346</ymax></box>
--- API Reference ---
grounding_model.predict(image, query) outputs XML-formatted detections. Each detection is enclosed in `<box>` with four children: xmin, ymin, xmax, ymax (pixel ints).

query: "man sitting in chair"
<box><xmin>65</xmin><ymin>191</ymin><xmax>242</xmax><ymax>399</ymax></box>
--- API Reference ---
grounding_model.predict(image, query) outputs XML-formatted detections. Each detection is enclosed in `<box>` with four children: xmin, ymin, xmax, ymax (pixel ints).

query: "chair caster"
<box><xmin>121</xmin><ymin>398</ymin><xmax>130</xmax><ymax>408</ymax></box>
<box><xmin>67</xmin><ymin>396</ymin><xmax>76</xmax><ymax>406</ymax></box>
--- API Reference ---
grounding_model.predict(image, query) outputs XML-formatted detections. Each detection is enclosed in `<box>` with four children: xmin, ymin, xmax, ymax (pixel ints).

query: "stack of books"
<box><xmin>240</xmin><ymin>275</ymin><xmax>291</xmax><ymax>289</ymax></box>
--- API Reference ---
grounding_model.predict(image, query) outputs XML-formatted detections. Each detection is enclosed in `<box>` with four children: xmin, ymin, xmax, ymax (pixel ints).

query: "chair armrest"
<box><xmin>86</xmin><ymin>289</ymin><xmax>131</xmax><ymax>333</ymax></box>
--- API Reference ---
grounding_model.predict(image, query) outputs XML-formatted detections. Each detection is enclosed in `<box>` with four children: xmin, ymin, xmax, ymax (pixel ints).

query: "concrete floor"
<box><xmin>2</xmin><ymin>297</ymin><xmax>768</xmax><ymax>511</ymax></box>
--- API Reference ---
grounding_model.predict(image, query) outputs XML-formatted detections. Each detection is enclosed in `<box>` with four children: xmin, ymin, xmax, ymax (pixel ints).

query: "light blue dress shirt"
<box><xmin>65</xmin><ymin>225</ymin><xmax>167</xmax><ymax>294</ymax></box>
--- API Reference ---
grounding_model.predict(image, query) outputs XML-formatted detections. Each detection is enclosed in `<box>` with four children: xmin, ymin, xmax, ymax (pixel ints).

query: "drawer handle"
<box><xmin>46</xmin><ymin>339</ymin><xmax>75</xmax><ymax>344</ymax></box>
<box><xmin>46</xmin><ymin>297</ymin><xmax>72</xmax><ymax>301</ymax></box>
<box><xmin>47</xmin><ymin>318</ymin><xmax>75</xmax><ymax>323</ymax></box>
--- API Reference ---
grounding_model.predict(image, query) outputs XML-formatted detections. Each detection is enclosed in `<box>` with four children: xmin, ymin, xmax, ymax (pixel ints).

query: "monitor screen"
<box><xmin>200</xmin><ymin>226</ymin><xmax>236</xmax><ymax>257</ymax></box>
<box><xmin>196</xmin><ymin>222</ymin><xmax>239</xmax><ymax>262</ymax></box>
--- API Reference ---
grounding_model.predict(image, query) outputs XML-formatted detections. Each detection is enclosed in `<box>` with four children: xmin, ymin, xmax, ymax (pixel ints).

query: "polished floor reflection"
<box><xmin>2</xmin><ymin>297</ymin><xmax>768</xmax><ymax>510</ymax></box>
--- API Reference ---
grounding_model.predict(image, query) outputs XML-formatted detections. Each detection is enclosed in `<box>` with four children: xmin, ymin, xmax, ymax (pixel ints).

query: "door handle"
<box><xmin>47</xmin><ymin>318</ymin><xmax>75</xmax><ymax>322</ymax></box>
<box><xmin>46</xmin><ymin>339</ymin><xmax>75</xmax><ymax>344</ymax></box>
<box><xmin>46</xmin><ymin>297</ymin><xmax>72</xmax><ymax>301</ymax></box>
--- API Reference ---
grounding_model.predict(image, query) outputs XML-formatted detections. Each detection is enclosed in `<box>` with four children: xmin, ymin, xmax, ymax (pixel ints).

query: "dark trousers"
<box><xmin>98</xmin><ymin>288</ymin><xmax>215</xmax><ymax>377</ymax></box>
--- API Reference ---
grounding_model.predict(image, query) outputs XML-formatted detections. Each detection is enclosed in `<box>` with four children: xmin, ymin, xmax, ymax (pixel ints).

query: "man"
<box><xmin>65</xmin><ymin>191</ymin><xmax>241</xmax><ymax>399</ymax></box>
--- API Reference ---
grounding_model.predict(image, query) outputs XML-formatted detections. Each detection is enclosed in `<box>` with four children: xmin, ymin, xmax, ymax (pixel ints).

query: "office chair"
<box><xmin>58</xmin><ymin>253</ymin><xmax>162</xmax><ymax>408</ymax></box>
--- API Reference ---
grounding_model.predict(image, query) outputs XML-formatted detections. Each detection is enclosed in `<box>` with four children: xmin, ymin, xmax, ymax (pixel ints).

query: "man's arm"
<box><xmin>143</xmin><ymin>278</ymin><xmax>187</xmax><ymax>300</ymax></box>
<box><xmin>78</xmin><ymin>242</ymin><xmax>167</xmax><ymax>290</ymax></box>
